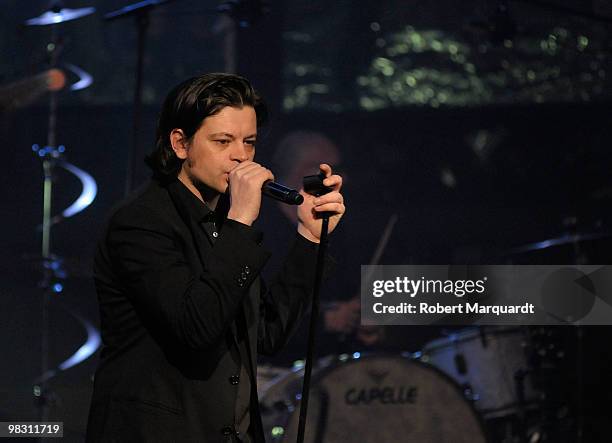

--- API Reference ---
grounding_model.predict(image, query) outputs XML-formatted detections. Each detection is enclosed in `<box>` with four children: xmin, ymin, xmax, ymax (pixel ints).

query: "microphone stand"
<box><xmin>104</xmin><ymin>0</ymin><xmax>175</xmax><ymax>196</ymax></box>
<box><xmin>296</xmin><ymin>215</ymin><xmax>330</xmax><ymax>443</ymax></box>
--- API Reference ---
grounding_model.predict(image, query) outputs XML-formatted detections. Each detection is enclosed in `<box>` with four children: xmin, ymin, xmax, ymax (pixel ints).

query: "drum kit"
<box><xmin>257</xmin><ymin>228</ymin><xmax>602</xmax><ymax>443</ymax></box>
<box><xmin>258</xmin><ymin>326</ymin><xmax>581</xmax><ymax>442</ymax></box>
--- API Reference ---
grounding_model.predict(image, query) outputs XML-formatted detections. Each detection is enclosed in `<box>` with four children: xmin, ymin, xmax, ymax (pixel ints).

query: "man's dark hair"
<box><xmin>145</xmin><ymin>72</ymin><xmax>267</xmax><ymax>182</ymax></box>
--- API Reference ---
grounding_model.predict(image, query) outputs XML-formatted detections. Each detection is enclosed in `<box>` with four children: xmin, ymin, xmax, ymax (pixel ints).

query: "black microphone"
<box><xmin>262</xmin><ymin>181</ymin><xmax>304</xmax><ymax>205</ymax></box>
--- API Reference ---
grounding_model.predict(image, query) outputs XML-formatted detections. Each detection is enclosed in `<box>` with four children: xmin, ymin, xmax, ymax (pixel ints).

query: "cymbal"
<box><xmin>25</xmin><ymin>6</ymin><xmax>95</xmax><ymax>26</ymax></box>
<box><xmin>508</xmin><ymin>231</ymin><xmax>612</xmax><ymax>255</ymax></box>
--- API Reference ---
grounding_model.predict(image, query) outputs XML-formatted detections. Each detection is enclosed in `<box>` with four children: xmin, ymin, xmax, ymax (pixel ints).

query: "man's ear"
<box><xmin>170</xmin><ymin>129</ymin><xmax>188</xmax><ymax>160</ymax></box>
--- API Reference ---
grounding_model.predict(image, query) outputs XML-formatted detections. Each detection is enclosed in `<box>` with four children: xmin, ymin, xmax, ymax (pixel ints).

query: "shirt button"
<box><xmin>229</xmin><ymin>374</ymin><xmax>240</xmax><ymax>385</ymax></box>
<box><xmin>221</xmin><ymin>426</ymin><xmax>233</xmax><ymax>436</ymax></box>
<box><xmin>212</xmin><ymin>231</ymin><xmax>219</xmax><ymax>238</ymax></box>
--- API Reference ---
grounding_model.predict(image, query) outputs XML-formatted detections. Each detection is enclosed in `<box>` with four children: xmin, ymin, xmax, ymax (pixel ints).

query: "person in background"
<box><xmin>259</xmin><ymin>130</ymin><xmax>370</xmax><ymax>369</ymax></box>
<box><xmin>273</xmin><ymin>131</ymin><xmax>361</xmax><ymax>336</ymax></box>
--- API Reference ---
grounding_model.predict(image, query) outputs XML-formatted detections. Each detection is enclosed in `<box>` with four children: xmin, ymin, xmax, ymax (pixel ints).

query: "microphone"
<box><xmin>262</xmin><ymin>181</ymin><xmax>304</xmax><ymax>205</ymax></box>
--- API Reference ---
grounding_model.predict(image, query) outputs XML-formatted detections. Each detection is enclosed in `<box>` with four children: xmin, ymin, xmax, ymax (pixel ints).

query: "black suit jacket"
<box><xmin>86</xmin><ymin>180</ymin><xmax>318</xmax><ymax>442</ymax></box>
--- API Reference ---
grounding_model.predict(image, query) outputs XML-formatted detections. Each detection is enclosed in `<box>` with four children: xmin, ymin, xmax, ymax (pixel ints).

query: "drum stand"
<box><xmin>513</xmin><ymin>367</ymin><xmax>529</xmax><ymax>442</ymax></box>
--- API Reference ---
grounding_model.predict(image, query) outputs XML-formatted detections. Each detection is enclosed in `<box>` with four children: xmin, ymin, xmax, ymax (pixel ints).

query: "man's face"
<box><xmin>176</xmin><ymin>106</ymin><xmax>257</xmax><ymax>196</ymax></box>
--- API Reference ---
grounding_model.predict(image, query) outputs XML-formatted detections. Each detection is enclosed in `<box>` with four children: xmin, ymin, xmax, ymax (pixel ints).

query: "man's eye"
<box><xmin>215</xmin><ymin>139</ymin><xmax>230</xmax><ymax>145</ymax></box>
<box><xmin>245</xmin><ymin>140</ymin><xmax>256</xmax><ymax>147</ymax></box>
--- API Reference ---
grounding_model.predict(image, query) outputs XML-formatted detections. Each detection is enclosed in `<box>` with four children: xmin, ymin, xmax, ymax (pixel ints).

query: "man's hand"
<box><xmin>227</xmin><ymin>161</ymin><xmax>274</xmax><ymax>226</ymax></box>
<box><xmin>297</xmin><ymin>163</ymin><xmax>345</xmax><ymax>243</ymax></box>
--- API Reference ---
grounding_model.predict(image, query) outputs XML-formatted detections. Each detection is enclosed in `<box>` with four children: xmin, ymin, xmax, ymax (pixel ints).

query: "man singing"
<box><xmin>86</xmin><ymin>73</ymin><xmax>345</xmax><ymax>442</ymax></box>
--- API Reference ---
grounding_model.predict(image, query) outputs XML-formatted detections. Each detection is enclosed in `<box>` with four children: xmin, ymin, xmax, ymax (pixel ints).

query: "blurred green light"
<box><xmin>271</xmin><ymin>427</ymin><xmax>285</xmax><ymax>437</ymax></box>
<box><xmin>527</xmin><ymin>70</ymin><xmax>536</xmax><ymax>82</ymax></box>
<box><xmin>357</xmin><ymin>76</ymin><xmax>369</xmax><ymax>86</ymax></box>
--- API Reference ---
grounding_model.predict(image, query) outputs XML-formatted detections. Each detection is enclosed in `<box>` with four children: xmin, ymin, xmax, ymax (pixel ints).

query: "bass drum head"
<box><xmin>263</xmin><ymin>354</ymin><xmax>487</xmax><ymax>443</ymax></box>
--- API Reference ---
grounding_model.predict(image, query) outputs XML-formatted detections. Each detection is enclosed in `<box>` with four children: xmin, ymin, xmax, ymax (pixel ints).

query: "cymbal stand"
<box><xmin>104</xmin><ymin>0</ymin><xmax>176</xmax><ymax>197</ymax></box>
<box><xmin>31</xmin><ymin>20</ymin><xmax>65</xmax><ymax>424</ymax></box>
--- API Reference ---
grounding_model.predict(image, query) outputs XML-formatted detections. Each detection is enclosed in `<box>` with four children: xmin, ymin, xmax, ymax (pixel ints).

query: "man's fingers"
<box><xmin>313</xmin><ymin>191</ymin><xmax>344</xmax><ymax>206</ymax></box>
<box><xmin>230</xmin><ymin>160</ymin><xmax>255</xmax><ymax>173</ymax></box>
<box><xmin>319</xmin><ymin>163</ymin><xmax>332</xmax><ymax>177</ymax></box>
<box><xmin>323</xmin><ymin>174</ymin><xmax>342</xmax><ymax>191</ymax></box>
<box><xmin>313</xmin><ymin>202</ymin><xmax>345</xmax><ymax>214</ymax></box>
<box><xmin>242</xmin><ymin>166</ymin><xmax>274</xmax><ymax>182</ymax></box>
<box><xmin>312</xmin><ymin>190</ymin><xmax>345</xmax><ymax>215</ymax></box>
<box><xmin>230</xmin><ymin>162</ymin><xmax>274</xmax><ymax>183</ymax></box>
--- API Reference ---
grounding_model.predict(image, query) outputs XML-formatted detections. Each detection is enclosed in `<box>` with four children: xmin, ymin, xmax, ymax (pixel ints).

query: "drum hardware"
<box><xmin>104</xmin><ymin>0</ymin><xmax>175</xmax><ymax>196</ymax></box>
<box><xmin>525</xmin><ymin>326</ymin><xmax>582</xmax><ymax>442</ymax></box>
<box><xmin>480</xmin><ymin>325</ymin><xmax>488</xmax><ymax>348</ymax></box>
<box><xmin>513</xmin><ymin>368</ymin><xmax>531</xmax><ymax>443</ymax></box>
<box><xmin>454</xmin><ymin>352</ymin><xmax>468</xmax><ymax>374</ymax></box>
<box><xmin>21</xmin><ymin>1</ymin><xmax>100</xmax><ymax>423</ymax></box>
<box><xmin>461</xmin><ymin>382</ymin><xmax>480</xmax><ymax>403</ymax></box>
<box><xmin>514</xmin><ymin>368</ymin><xmax>529</xmax><ymax>406</ymax></box>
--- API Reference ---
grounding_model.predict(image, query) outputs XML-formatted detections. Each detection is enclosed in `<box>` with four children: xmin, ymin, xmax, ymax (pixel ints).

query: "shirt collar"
<box><xmin>169</xmin><ymin>179</ymin><xmax>217</xmax><ymax>224</ymax></box>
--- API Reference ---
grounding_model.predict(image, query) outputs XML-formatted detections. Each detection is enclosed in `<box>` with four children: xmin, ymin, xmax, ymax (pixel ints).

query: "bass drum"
<box><xmin>259</xmin><ymin>354</ymin><xmax>487</xmax><ymax>443</ymax></box>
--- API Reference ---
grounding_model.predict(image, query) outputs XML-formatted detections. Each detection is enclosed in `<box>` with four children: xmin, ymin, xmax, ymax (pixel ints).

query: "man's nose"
<box><xmin>230</xmin><ymin>142</ymin><xmax>249</xmax><ymax>162</ymax></box>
